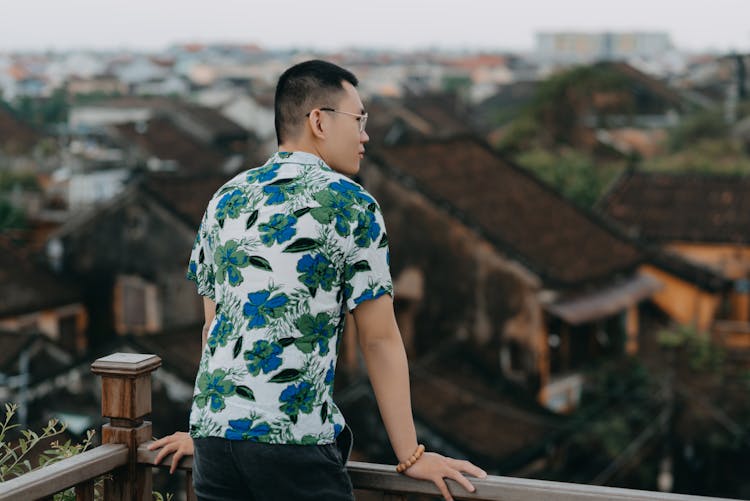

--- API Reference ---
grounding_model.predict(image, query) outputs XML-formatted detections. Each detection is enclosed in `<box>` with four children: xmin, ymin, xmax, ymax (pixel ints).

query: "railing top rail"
<box><xmin>0</xmin><ymin>443</ymin><xmax>128</xmax><ymax>501</ymax></box>
<box><xmin>137</xmin><ymin>442</ymin><xmax>194</xmax><ymax>471</ymax></box>
<box><xmin>347</xmin><ymin>461</ymin><xmax>741</xmax><ymax>501</ymax></box>
<box><xmin>137</xmin><ymin>444</ymin><xmax>739</xmax><ymax>501</ymax></box>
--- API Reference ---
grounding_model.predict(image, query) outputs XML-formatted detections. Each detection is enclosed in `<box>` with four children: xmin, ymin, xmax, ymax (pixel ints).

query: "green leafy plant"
<box><xmin>657</xmin><ymin>324</ymin><xmax>725</xmax><ymax>371</ymax></box>
<box><xmin>0</xmin><ymin>403</ymin><xmax>173</xmax><ymax>501</ymax></box>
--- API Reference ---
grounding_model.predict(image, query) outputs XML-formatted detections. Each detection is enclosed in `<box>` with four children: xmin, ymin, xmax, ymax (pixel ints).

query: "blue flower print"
<box><xmin>333</xmin><ymin>423</ymin><xmax>343</xmax><ymax>437</ymax></box>
<box><xmin>279</xmin><ymin>381</ymin><xmax>316</xmax><ymax>416</ymax></box>
<box><xmin>244</xmin><ymin>340</ymin><xmax>283</xmax><ymax>375</ymax></box>
<box><xmin>325</xmin><ymin>361</ymin><xmax>335</xmax><ymax>395</ymax></box>
<box><xmin>259</xmin><ymin>214</ymin><xmax>297</xmax><ymax>246</ymax></box>
<box><xmin>247</xmin><ymin>163</ymin><xmax>280</xmax><ymax>183</ymax></box>
<box><xmin>215</xmin><ymin>189</ymin><xmax>247</xmax><ymax>220</ymax></box>
<box><xmin>310</xmin><ymin>190</ymin><xmax>356</xmax><ymax>237</ymax></box>
<box><xmin>293</xmin><ymin>312</ymin><xmax>336</xmax><ymax>355</ymax></box>
<box><xmin>329</xmin><ymin>179</ymin><xmax>375</xmax><ymax>204</ymax></box>
<box><xmin>242</xmin><ymin>290</ymin><xmax>289</xmax><ymax>328</ymax></box>
<box><xmin>194</xmin><ymin>369</ymin><xmax>236</xmax><ymax>413</ymax></box>
<box><xmin>186</xmin><ymin>261</ymin><xmax>198</xmax><ymax>282</ymax></box>
<box><xmin>353</xmin><ymin>210</ymin><xmax>381</xmax><ymax>248</ymax></box>
<box><xmin>296</xmin><ymin>254</ymin><xmax>336</xmax><ymax>292</ymax></box>
<box><xmin>225</xmin><ymin>418</ymin><xmax>272</xmax><ymax>441</ymax></box>
<box><xmin>207</xmin><ymin>314</ymin><xmax>233</xmax><ymax>350</ymax></box>
<box><xmin>353</xmin><ymin>286</ymin><xmax>390</xmax><ymax>306</ymax></box>
<box><xmin>263</xmin><ymin>180</ymin><xmax>299</xmax><ymax>205</ymax></box>
<box><xmin>214</xmin><ymin>240</ymin><xmax>250</xmax><ymax>286</ymax></box>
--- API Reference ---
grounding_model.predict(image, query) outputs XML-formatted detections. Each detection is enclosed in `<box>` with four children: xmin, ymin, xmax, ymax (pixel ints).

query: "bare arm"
<box><xmin>149</xmin><ymin>296</ymin><xmax>215</xmax><ymax>472</ymax></box>
<box><xmin>201</xmin><ymin>296</ymin><xmax>217</xmax><ymax>352</ymax></box>
<box><xmin>352</xmin><ymin>294</ymin><xmax>486</xmax><ymax>501</ymax></box>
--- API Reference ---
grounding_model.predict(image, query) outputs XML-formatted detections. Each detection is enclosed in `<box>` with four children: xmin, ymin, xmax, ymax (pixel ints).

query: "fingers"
<box><xmin>448</xmin><ymin>458</ymin><xmax>488</xmax><ymax>478</ymax></box>
<box><xmin>148</xmin><ymin>433</ymin><xmax>178</xmax><ymax>450</ymax></box>
<box><xmin>153</xmin><ymin>439</ymin><xmax>181</xmax><ymax>465</ymax></box>
<box><xmin>432</xmin><ymin>476</ymin><xmax>453</xmax><ymax>501</ymax></box>
<box><xmin>170</xmin><ymin>449</ymin><xmax>185</xmax><ymax>474</ymax></box>
<box><xmin>445</xmin><ymin>468</ymin><xmax>476</xmax><ymax>494</ymax></box>
<box><xmin>154</xmin><ymin>443</ymin><xmax>175</xmax><ymax>466</ymax></box>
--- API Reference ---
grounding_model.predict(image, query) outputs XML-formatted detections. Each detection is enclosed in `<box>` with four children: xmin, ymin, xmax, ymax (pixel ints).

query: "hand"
<box><xmin>147</xmin><ymin>432</ymin><xmax>194</xmax><ymax>474</ymax></box>
<box><xmin>402</xmin><ymin>452</ymin><xmax>487</xmax><ymax>501</ymax></box>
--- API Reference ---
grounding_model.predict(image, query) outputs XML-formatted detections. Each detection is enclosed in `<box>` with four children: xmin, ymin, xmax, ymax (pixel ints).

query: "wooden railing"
<box><xmin>0</xmin><ymin>353</ymin><xmax>742</xmax><ymax>501</ymax></box>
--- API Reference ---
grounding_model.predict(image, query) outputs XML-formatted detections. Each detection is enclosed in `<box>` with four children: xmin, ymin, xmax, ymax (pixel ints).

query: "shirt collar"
<box><xmin>265</xmin><ymin>151</ymin><xmax>333</xmax><ymax>172</ymax></box>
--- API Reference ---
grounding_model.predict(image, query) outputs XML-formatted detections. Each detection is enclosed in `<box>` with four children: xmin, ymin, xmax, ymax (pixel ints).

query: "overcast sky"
<box><xmin>2</xmin><ymin>0</ymin><xmax>748</xmax><ymax>53</ymax></box>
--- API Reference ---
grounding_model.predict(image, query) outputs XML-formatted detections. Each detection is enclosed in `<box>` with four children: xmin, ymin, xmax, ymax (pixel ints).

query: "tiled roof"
<box><xmin>167</xmin><ymin>103</ymin><xmax>249</xmax><ymax>143</ymax></box>
<box><xmin>141</xmin><ymin>172</ymin><xmax>230</xmax><ymax>226</ymax></box>
<box><xmin>366</xmin><ymin>94</ymin><xmax>473</xmax><ymax>146</ymax></box>
<box><xmin>410</xmin><ymin>352</ymin><xmax>561</xmax><ymax>469</ymax></box>
<box><xmin>370</xmin><ymin>136</ymin><xmax>643</xmax><ymax>288</ymax></box>
<box><xmin>114</xmin><ymin>117</ymin><xmax>228</xmax><ymax>174</ymax></box>
<box><xmin>0</xmin><ymin>237</ymin><xmax>82</xmax><ymax>318</ymax></box>
<box><xmin>598</xmin><ymin>170</ymin><xmax>750</xmax><ymax>244</ymax></box>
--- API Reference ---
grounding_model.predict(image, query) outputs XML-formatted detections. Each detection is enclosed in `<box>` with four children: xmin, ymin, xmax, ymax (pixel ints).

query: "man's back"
<box><xmin>187</xmin><ymin>150</ymin><xmax>392</xmax><ymax>445</ymax></box>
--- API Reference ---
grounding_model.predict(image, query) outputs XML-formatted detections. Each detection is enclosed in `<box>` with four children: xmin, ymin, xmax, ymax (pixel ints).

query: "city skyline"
<box><xmin>1</xmin><ymin>0</ymin><xmax>749</xmax><ymax>53</ymax></box>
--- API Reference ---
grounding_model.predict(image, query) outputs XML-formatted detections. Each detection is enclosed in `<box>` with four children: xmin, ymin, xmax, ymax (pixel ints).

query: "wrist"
<box><xmin>396</xmin><ymin>442</ymin><xmax>419</xmax><ymax>464</ymax></box>
<box><xmin>395</xmin><ymin>444</ymin><xmax>425</xmax><ymax>473</ymax></box>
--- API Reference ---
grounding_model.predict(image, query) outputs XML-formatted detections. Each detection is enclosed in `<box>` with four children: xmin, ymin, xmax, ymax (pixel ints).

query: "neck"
<box><xmin>277</xmin><ymin>139</ymin><xmax>322</xmax><ymax>159</ymax></box>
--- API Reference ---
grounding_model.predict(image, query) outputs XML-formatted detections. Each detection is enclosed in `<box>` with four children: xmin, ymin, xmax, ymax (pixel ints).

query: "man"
<box><xmin>149</xmin><ymin>60</ymin><xmax>486</xmax><ymax>501</ymax></box>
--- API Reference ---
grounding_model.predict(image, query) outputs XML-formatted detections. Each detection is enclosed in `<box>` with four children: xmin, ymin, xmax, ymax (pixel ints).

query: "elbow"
<box><xmin>358</xmin><ymin>328</ymin><xmax>403</xmax><ymax>354</ymax></box>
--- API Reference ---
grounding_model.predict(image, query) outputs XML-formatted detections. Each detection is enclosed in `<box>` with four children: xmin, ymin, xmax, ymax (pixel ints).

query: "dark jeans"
<box><xmin>192</xmin><ymin>425</ymin><xmax>355</xmax><ymax>501</ymax></box>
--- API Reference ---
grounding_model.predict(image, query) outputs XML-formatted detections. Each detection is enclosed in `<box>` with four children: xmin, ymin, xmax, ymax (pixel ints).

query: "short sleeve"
<box><xmin>343</xmin><ymin>204</ymin><xmax>393</xmax><ymax>312</ymax></box>
<box><xmin>186</xmin><ymin>211</ymin><xmax>216</xmax><ymax>300</ymax></box>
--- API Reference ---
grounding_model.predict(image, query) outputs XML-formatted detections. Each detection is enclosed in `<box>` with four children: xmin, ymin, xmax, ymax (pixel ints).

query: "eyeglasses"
<box><xmin>306</xmin><ymin>107</ymin><xmax>368</xmax><ymax>134</ymax></box>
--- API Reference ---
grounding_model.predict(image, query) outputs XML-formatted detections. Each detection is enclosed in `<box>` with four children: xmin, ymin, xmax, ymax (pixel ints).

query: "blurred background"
<box><xmin>1</xmin><ymin>1</ymin><xmax>749</xmax><ymax>499</ymax></box>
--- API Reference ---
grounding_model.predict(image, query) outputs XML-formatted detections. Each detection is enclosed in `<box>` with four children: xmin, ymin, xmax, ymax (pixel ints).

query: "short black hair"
<box><xmin>274</xmin><ymin>60</ymin><xmax>359</xmax><ymax>145</ymax></box>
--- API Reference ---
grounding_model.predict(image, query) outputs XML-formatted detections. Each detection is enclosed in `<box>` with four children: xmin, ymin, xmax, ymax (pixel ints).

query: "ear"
<box><xmin>308</xmin><ymin>109</ymin><xmax>327</xmax><ymax>140</ymax></box>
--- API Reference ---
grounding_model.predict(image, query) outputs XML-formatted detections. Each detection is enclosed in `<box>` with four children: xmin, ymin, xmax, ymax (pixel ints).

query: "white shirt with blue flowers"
<box><xmin>186</xmin><ymin>151</ymin><xmax>392</xmax><ymax>445</ymax></box>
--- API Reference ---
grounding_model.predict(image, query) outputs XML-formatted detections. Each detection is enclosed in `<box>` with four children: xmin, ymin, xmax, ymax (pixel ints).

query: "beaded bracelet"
<box><xmin>395</xmin><ymin>444</ymin><xmax>426</xmax><ymax>473</ymax></box>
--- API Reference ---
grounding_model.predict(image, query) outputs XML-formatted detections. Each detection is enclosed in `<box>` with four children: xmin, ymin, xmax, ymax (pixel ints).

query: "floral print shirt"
<box><xmin>186</xmin><ymin>151</ymin><xmax>392</xmax><ymax>444</ymax></box>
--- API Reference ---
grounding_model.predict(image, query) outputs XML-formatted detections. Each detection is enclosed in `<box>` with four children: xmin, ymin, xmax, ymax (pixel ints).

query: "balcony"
<box><xmin>0</xmin><ymin>353</ymin><xmax>740</xmax><ymax>501</ymax></box>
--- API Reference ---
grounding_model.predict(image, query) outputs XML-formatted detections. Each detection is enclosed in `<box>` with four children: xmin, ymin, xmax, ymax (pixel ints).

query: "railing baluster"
<box><xmin>75</xmin><ymin>479</ymin><xmax>96</xmax><ymax>501</ymax></box>
<box><xmin>91</xmin><ymin>353</ymin><xmax>161</xmax><ymax>501</ymax></box>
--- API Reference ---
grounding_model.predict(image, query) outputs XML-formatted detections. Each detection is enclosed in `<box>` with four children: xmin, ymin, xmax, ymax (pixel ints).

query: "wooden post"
<box><xmin>91</xmin><ymin>353</ymin><xmax>161</xmax><ymax>501</ymax></box>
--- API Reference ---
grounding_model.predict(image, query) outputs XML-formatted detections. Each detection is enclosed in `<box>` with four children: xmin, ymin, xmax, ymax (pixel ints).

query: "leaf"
<box><xmin>283</xmin><ymin>238</ymin><xmax>319</xmax><ymax>253</ymax></box>
<box><xmin>218</xmin><ymin>185</ymin><xmax>235</xmax><ymax>196</ymax></box>
<box><xmin>378</xmin><ymin>233</ymin><xmax>388</xmax><ymax>248</ymax></box>
<box><xmin>294</xmin><ymin>337</ymin><xmax>315</xmax><ymax>354</ymax></box>
<box><xmin>249</xmin><ymin>256</ymin><xmax>272</xmax><ymax>271</ymax></box>
<box><xmin>278</xmin><ymin>337</ymin><xmax>296</xmax><ymax>347</ymax></box>
<box><xmin>308</xmin><ymin>286</ymin><xmax>317</xmax><ymax>298</ymax></box>
<box><xmin>209</xmin><ymin>344</ymin><xmax>216</xmax><ymax>356</ymax></box>
<box><xmin>309</xmin><ymin>207</ymin><xmax>334</xmax><ymax>224</ymax></box>
<box><xmin>245</xmin><ymin>210</ymin><xmax>259</xmax><ymax>229</ymax></box>
<box><xmin>289</xmin><ymin>414</ymin><xmax>298</xmax><ymax>424</ymax></box>
<box><xmin>218</xmin><ymin>218</ymin><xmax>225</xmax><ymax>229</ymax></box>
<box><xmin>269</xmin><ymin>178</ymin><xmax>295</xmax><ymax>186</ymax></box>
<box><xmin>301</xmin><ymin>434</ymin><xmax>318</xmax><ymax>445</ymax></box>
<box><xmin>320</xmin><ymin>402</ymin><xmax>328</xmax><ymax>423</ymax></box>
<box><xmin>368</xmin><ymin>202</ymin><xmax>377</xmax><ymax>212</ymax></box>
<box><xmin>235</xmin><ymin>385</ymin><xmax>255</xmax><ymax>401</ymax></box>
<box><xmin>352</xmin><ymin>260</ymin><xmax>371</xmax><ymax>272</ymax></box>
<box><xmin>269</xmin><ymin>369</ymin><xmax>302</xmax><ymax>383</ymax></box>
<box><xmin>199</xmin><ymin>248</ymin><xmax>205</xmax><ymax>264</ymax></box>
<box><xmin>233</xmin><ymin>337</ymin><xmax>242</xmax><ymax>359</ymax></box>
<box><xmin>293</xmin><ymin>207</ymin><xmax>311</xmax><ymax>218</ymax></box>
